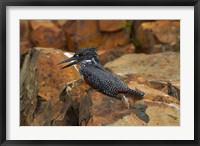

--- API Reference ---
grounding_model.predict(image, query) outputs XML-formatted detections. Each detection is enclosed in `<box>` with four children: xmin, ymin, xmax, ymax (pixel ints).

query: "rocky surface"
<box><xmin>99</xmin><ymin>20</ymin><xmax>127</xmax><ymax>32</ymax></box>
<box><xmin>20</xmin><ymin>47</ymin><xmax>180</xmax><ymax>126</ymax></box>
<box><xmin>60</xmin><ymin>73</ymin><xmax>180</xmax><ymax>126</ymax></box>
<box><xmin>20</xmin><ymin>20</ymin><xmax>180</xmax><ymax>63</ymax></box>
<box><xmin>63</xmin><ymin>20</ymin><xmax>130</xmax><ymax>52</ymax></box>
<box><xmin>136</xmin><ymin>20</ymin><xmax>180</xmax><ymax>53</ymax></box>
<box><xmin>104</xmin><ymin>51</ymin><xmax>180</xmax><ymax>80</ymax></box>
<box><xmin>20</xmin><ymin>20</ymin><xmax>180</xmax><ymax>126</ymax></box>
<box><xmin>110</xmin><ymin>100</ymin><xmax>180</xmax><ymax>126</ymax></box>
<box><xmin>20</xmin><ymin>47</ymin><xmax>80</xmax><ymax>126</ymax></box>
<box><xmin>98</xmin><ymin>44</ymin><xmax>136</xmax><ymax>65</ymax></box>
<box><xmin>30</xmin><ymin>22</ymin><xmax>66</xmax><ymax>49</ymax></box>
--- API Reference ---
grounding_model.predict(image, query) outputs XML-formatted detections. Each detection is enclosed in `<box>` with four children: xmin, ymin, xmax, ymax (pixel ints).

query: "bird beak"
<box><xmin>57</xmin><ymin>56</ymin><xmax>78</xmax><ymax>70</ymax></box>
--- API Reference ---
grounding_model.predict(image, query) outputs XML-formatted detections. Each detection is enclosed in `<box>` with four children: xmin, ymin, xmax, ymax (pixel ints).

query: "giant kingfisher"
<box><xmin>58</xmin><ymin>47</ymin><xmax>149</xmax><ymax>123</ymax></box>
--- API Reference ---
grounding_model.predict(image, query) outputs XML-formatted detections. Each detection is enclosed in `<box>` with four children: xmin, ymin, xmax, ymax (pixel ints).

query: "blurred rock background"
<box><xmin>20</xmin><ymin>20</ymin><xmax>180</xmax><ymax>126</ymax></box>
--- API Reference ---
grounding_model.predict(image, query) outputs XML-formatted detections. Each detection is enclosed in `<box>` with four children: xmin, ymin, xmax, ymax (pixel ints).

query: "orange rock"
<box><xmin>36</xmin><ymin>48</ymin><xmax>80</xmax><ymax>104</ymax></box>
<box><xmin>98</xmin><ymin>44</ymin><xmax>135</xmax><ymax>65</ymax></box>
<box><xmin>63</xmin><ymin>20</ymin><xmax>77</xmax><ymax>36</ymax></box>
<box><xmin>79</xmin><ymin>88</ymin><xmax>179</xmax><ymax>126</ymax></box>
<box><xmin>145</xmin><ymin>100</ymin><xmax>179</xmax><ymax>126</ymax></box>
<box><xmin>64</xmin><ymin>20</ymin><xmax>130</xmax><ymax>52</ymax></box>
<box><xmin>127</xmin><ymin>81</ymin><xmax>180</xmax><ymax>104</ymax></box>
<box><xmin>108</xmin><ymin>113</ymin><xmax>147</xmax><ymax>126</ymax></box>
<box><xmin>79</xmin><ymin>91</ymin><xmax>131</xmax><ymax>126</ymax></box>
<box><xmin>99</xmin><ymin>20</ymin><xmax>127</xmax><ymax>32</ymax></box>
<box><xmin>64</xmin><ymin>20</ymin><xmax>100</xmax><ymax>52</ymax></box>
<box><xmin>64</xmin><ymin>20</ymin><xmax>99</xmax><ymax>37</ymax></box>
<box><xmin>76</xmin><ymin>20</ymin><xmax>99</xmax><ymax>37</ymax></box>
<box><xmin>110</xmin><ymin>100</ymin><xmax>179</xmax><ymax>126</ymax></box>
<box><xmin>53</xmin><ymin>20</ymin><xmax>67</xmax><ymax>27</ymax></box>
<box><xmin>30</xmin><ymin>20</ymin><xmax>57</xmax><ymax>30</ymax></box>
<box><xmin>20</xmin><ymin>47</ymin><xmax>80</xmax><ymax>126</ymax></box>
<box><xmin>75</xmin><ymin>33</ymin><xmax>103</xmax><ymax>52</ymax></box>
<box><xmin>104</xmin><ymin>52</ymin><xmax>180</xmax><ymax>81</ymax></box>
<box><xmin>71</xmin><ymin>29</ymin><xmax>130</xmax><ymax>52</ymax></box>
<box><xmin>99</xmin><ymin>29</ymin><xmax>130</xmax><ymax>51</ymax></box>
<box><xmin>20</xmin><ymin>20</ymin><xmax>30</xmax><ymax>41</ymax></box>
<box><xmin>136</xmin><ymin>20</ymin><xmax>180</xmax><ymax>53</ymax></box>
<box><xmin>20</xmin><ymin>39</ymin><xmax>33</xmax><ymax>54</ymax></box>
<box><xmin>30</xmin><ymin>25</ymin><xmax>66</xmax><ymax>49</ymax></box>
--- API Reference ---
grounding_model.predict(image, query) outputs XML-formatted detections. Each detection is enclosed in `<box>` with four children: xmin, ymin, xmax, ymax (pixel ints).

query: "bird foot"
<box><xmin>85</xmin><ymin>88</ymin><xmax>95</xmax><ymax>94</ymax></box>
<box><xmin>121</xmin><ymin>95</ymin><xmax>130</xmax><ymax>109</ymax></box>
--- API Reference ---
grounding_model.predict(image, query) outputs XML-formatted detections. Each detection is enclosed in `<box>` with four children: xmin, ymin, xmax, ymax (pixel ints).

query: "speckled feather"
<box><xmin>79</xmin><ymin>61</ymin><xmax>145</xmax><ymax>98</ymax></box>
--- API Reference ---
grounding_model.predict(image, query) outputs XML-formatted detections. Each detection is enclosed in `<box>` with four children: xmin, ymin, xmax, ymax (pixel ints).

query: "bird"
<box><xmin>58</xmin><ymin>47</ymin><xmax>149</xmax><ymax>123</ymax></box>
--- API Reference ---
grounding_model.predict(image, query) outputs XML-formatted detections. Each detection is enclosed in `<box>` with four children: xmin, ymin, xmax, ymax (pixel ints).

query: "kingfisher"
<box><xmin>58</xmin><ymin>47</ymin><xmax>145</xmax><ymax>109</ymax></box>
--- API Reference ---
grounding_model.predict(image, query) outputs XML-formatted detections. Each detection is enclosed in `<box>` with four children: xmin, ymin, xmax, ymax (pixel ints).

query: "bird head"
<box><xmin>58</xmin><ymin>47</ymin><xmax>99</xmax><ymax>69</ymax></box>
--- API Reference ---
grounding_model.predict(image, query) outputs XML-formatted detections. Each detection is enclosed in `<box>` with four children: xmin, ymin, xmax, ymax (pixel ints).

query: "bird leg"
<box><xmin>116</xmin><ymin>94</ymin><xmax>130</xmax><ymax>109</ymax></box>
<box><xmin>85</xmin><ymin>87</ymin><xmax>96</xmax><ymax>94</ymax></box>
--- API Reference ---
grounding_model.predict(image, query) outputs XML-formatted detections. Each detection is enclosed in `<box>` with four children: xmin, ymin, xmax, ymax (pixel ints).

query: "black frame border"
<box><xmin>0</xmin><ymin>0</ymin><xmax>199</xmax><ymax>146</ymax></box>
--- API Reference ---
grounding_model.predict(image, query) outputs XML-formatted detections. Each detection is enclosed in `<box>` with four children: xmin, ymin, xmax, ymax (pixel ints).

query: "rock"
<box><xmin>58</xmin><ymin>79</ymin><xmax>90</xmax><ymax>126</ymax></box>
<box><xmin>74</xmin><ymin>33</ymin><xmax>103</xmax><ymax>52</ymax></box>
<box><xmin>167</xmin><ymin>80</ymin><xmax>180</xmax><ymax>100</ymax></box>
<box><xmin>79</xmin><ymin>89</ymin><xmax>179</xmax><ymax>126</ymax></box>
<box><xmin>63</xmin><ymin>20</ymin><xmax>100</xmax><ymax>52</ymax></box>
<box><xmin>20</xmin><ymin>39</ymin><xmax>33</xmax><ymax>55</ymax></box>
<box><xmin>64</xmin><ymin>20</ymin><xmax>99</xmax><ymax>37</ymax></box>
<box><xmin>133</xmin><ymin>20</ymin><xmax>154</xmax><ymax>34</ymax></box>
<box><xmin>20</xmin><ymin>47</ymin><xmax>80</xmax><ymax>126</ymax></box>
<box><xmin>30</xmin><ymin>20</ymin><xmax>57</xmax><ymax>30</ymax></box>
<box><xmin>30</xmin><ymin>25</ymin><xmax>66</xmax><ymax>49</ymax></box>
<box><xmin>99</xmin><ymin>20</ymin><xmax>127</xmax><ymax>32</ymax></box>
<box><xmin>79</xmin><ymin>91</ymin><xmax>148</xmax><ymax>126</ymax></box>
<box><xmin>127</xmin><ymin>81</ymin><xmax>180</xmax><ymax>104</ymax></box>
<box><xmin>104</xmin><ymin>52</ymin><xmax>180</xmax><ymax>81</ymax></box>
<box><xmin>58</xmin><ymin>71</ymin><xmax>180</xmax><ymax>126</ymax></box>
<box><xmin>63</xmin><ymin>20</ymin><xmax>130</xmax><ymax>52</ymax></box>
<box><xmin>110</xmin><ymin>100</ymin><xmax>179</xmax><ymax>126</ymax></box>
<box><xmin>56</xmin><ymin>75</ymin><xmax>150</xmax><ymax>126</ymax></box>
<box><xmin>20</xmin><ymin>20</ymin><xmax>30</xmax><ymax>41</ymax></box>
<box><xmin>74</xmin><ymin>30</ymin><xmax>130</xmax><ymax>52</ymax></box>
<box><xmin>136</xmin><ymin>20</ymin><xmax>180</xmax><ymax>53</ymax></box>
<box><xmin>98</xmin><ymin>29</ymin><xmax>130</xmax><ymax>51</ymax></box>
<box><xmin>98</xmin><ymin>44</ymin><xmax>136</xmax><ymax>65</ymax></box>
<box><xmin>52</xmin><ymin>20</ymin><xmax>67</xmax><ymax>27</ymax></box>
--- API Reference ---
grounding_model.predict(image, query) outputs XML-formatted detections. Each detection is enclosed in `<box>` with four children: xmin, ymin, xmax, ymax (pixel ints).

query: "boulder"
<box><xmin>61</xmin><ymin>73</ymin><xmax>180</xmax><ymax>126</ymax></box>
<box><xmin>110</xmin><ymin>100</ymin><xmax>180</xmax><ymax>126</ymax></box>
<box><xmin>104</xmin><ymin>52</ymin><xmax>180</xmax><ymax>81</ymax></box>
<box><xmin>20</xmin><ymin>47</ymin><xmax>80</xmax><ymax>126</ymax></box>
<box><xmin>98</xmin><ymin>29</ymin><xmax>130</xmax><ymax>51</ymax></box>
<box><xmin>63</xmin><ymin>20</ymin><xmax>100</xmax><ymax>52</ymax></box>
<box><xmin>30</xmin><ymin>20</ymin><xmax>57</xmax><ymax>30</ymax></box>
<box><xmin>98</xmin><ymin>44</ymin><xmax>136</xmax><ymax>65</ymax></box>
<box><xmin>79</xmin><ymin>91</ymin><xmax>128</xmax><ymax>126</ymax></box>
<box><xmin>136</xmin><ymin>20</ymin><xmax>180</xmax><ymax>53</ymax></box>
<box><xmin>53</xmin><ymin>20</ymin><xmax>68</xmax><ymax>27</ymax></box>
<box><xmin>63</xmin><ymin>20</ymin><xmax>130</xmax><ymax>53</ymax></box>
<box><xmin>30</xmin><ymin>22</ymin><xmax>66</xmax><ymax>49</ymax></box>
<box><xmin>99</xmin><ymin>20</ymin><xmax>127</xmax><ymax>32</ymax></box>
<box><xmin>127</xmin><ymin>81</ymin><xmax>180</xmax><ymax>104</ymax></box>
<box><xmin>20</xmin><ymin>20</ymin><xmax>30</xmax><ymax>41</ymax></box>
<box><xmin>78</xmin><ymin>84</ymin><xmax>179</xmax><ymax>126</ymax></box>
<box><xmin>20</xmin><ymin>39</ymin><xmax>33</xmax><ymax>55</ymax></box>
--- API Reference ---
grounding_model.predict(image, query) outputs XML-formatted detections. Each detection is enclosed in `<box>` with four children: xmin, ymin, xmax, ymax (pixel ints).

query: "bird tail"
<box><xmin>125</xmin><ymin>88</ymin><xmax>145</xmax><ymax>97</ymax></box>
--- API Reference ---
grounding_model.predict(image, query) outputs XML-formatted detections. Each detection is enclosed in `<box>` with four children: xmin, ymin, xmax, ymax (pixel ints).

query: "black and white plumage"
<box><xmin>58</xmin><ymin>47</ymin><xmax>145</xmax><ymax>105</ymax></box>
<box><xmin>58</xmin><ymin>47</ymin><xmax>149</xmax><ymax>123</ymax></box>
<box><xmin>79</xmin><ymin>61</ymin><xmax>144</xmax><ymax>98</ymax></box>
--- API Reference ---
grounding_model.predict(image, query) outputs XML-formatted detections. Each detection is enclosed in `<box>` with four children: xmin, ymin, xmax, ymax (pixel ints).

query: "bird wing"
<box><xmin>79</xmin><ymin>64</ymin><xmax>127</xmax><ymax>97</ymax></box>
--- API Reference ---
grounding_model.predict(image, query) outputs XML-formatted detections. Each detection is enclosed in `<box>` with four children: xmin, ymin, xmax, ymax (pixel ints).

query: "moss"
<box><xmin>122</xmin><ymin>21</ymin><xmax>133</xmax><ymax>30</ymax></box>
<box><xmin>132</xmin><ymin>37</ymin><xmax>141</xmax><ymax>48</ymax></box>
